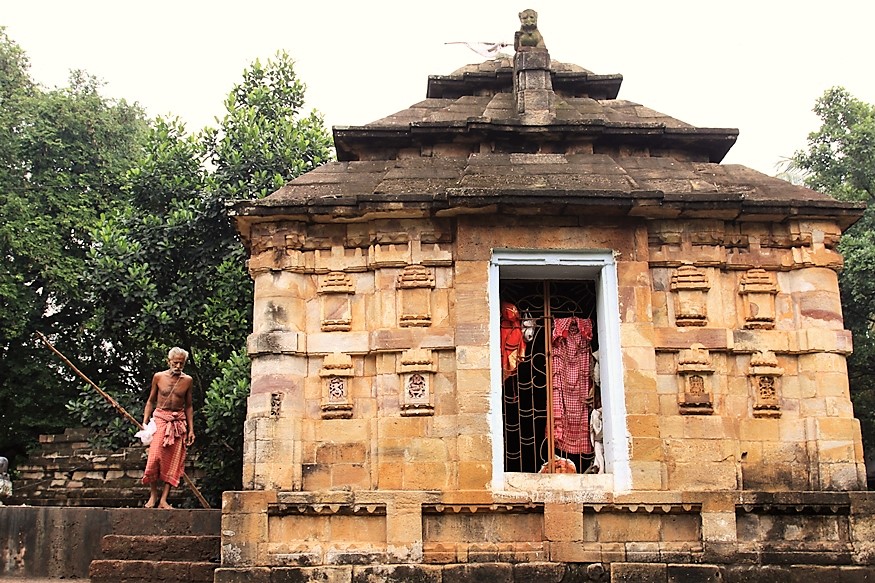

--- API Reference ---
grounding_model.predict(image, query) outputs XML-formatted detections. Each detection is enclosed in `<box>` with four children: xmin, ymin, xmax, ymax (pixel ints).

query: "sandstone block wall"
<box><xmin>241</xmin><ymin>215</ymin><xmax>864</xmax><ymax>498</ymax></box>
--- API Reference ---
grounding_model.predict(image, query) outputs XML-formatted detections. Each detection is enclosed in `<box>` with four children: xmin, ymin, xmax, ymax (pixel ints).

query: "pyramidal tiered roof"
<box><xmin>336</xmin><ymin>56</ymin><xmax>734</xmax><ymax>163</ymax></box>
<box><xmin>231</xmin><ymin>41</ymin><xmax>862</xmax><ymax>241</ymax></box>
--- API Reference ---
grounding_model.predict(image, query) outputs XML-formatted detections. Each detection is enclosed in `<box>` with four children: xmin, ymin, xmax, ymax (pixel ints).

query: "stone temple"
<box><xmin>219</xmin><ymin>12</ymin><xmax>875</xmax><ymax>582</ymax></box>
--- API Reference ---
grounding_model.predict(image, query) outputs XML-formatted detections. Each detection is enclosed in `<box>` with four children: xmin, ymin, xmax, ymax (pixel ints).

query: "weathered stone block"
<box><xmin>625</xmin><ymin>541</ymin><xmax>661</xmax><ymax>563</ymax></box>
<box><xmin>404</xmin><ymin>462</ymin><xmax>452</xmax><ymax>490</ymax></box>
<box><xmin>543</xmin><ymin>503</ymin><xmax>583</xmax><ymax>542</ymax></box>
<box><xmin>457</xmin><ymin>462</ymin><xmax>490</xmax><ymax>490</ymax></box>
<box><xmin>352</xmin><ymin>564</ymin><xmax>442</xmax><ymax>583</ymax></box>
<box><xmin>817</xmin><ymin>417</ymin><xmax>861</xmax><ymax>441</ymax></box>
<box><xmin>442</xmin><ymin>562</ymin><xmax>513</xmax><ymax>583</ymax></box>
<box><xmin>595</xmin><ymin>512</ymin><xmax>662</xmax><ymax>543</ymax></box>
<box><xmin>668</xmin><ymin>462</ymin><xmax>736</xmax><ymax>491</ymax></box>
<box><xmin>222</xmin><ymin>490</ymin><xmax>277</xmax><ymax>514</ymax></box>
<box><xmin>629</xmin><ymin>461</ymin><xmax>664</xmax><ymax>490</ymax></box>
<box><xmin>330</xmin><ymin>515</ymin><xmax>387</xmax><ymax>544</ymax></box>
<box><xmin>422</xmin><ymin>542</ymin><xmax>458</xmax><ymax>564</ymax></box>
<box><xmin>630</xmin><ymin>438</ymin><xmax>664</xmax><ymax>462</ymax></box>
<box><xmin>512</xmin><ymin>561</ymin><xmax>565</xmax><ymax>582</ymax></box>
<box><xmin>660</xmin><ymin>515</ymin><xmax>702</xmax><ymax>543</ymax></box>
<box><xmin>611</xmin><ymin>562</ymin><xmax>667</xmax><ymax>583</ymax></box>
<box><xmin>627</xmin><ymin>415</ymin><xmax>661</xmax><ymax>439</ymax></box>
<box><xmin>214</xmin><ymin>567</ymin><xmax>272</xmax><ymax>583</ymax></box>
<box><xmin>682</xmin><ymin>416</ymin><xmax>730</xmax><ymax>440</ymax></box>
<box><xmin>625</xmin><ymin>389</ymin><xmax>660</xmax><ymax>415</ymax></box>
<box><xmin>666</xmin><ymin>564</ymin><xmax>724</xmax><ymax>583</ymax></box>
<box><xmin>545</xmin><ymin>541</ymin><xmax>601</xmax><ymax>563</ymax></box>
<box><xmin>331</xmin><ymin>464</ymin><xmax>370</xmax><ymax>489</ymax></box>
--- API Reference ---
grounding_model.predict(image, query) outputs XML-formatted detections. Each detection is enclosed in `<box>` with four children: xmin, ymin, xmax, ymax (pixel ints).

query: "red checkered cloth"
<box><xmin>551</xmin><ymin>317</ymin><xmax>593</xmax><ymax>454</ymax></box>
<box><xmin>142</xmin><ymin>408</ymin><xmax>188</xmax><ymax>487</ymax></box>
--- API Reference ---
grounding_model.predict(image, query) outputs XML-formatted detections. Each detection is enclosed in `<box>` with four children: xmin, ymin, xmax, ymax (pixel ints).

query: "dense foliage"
<box><xmin>79</xmin><ymin>51</ymin><xmax>333</xmax><ymax>505</ymax></box>
<box><xmin>0</xmin><ymin>30</ymin><xmax>333</xmax><ymax>506</ymax></box>
<box><xmin>79</xmin><ymin>53</ymin><xmax>331</xmax><ymax>502</ymax></box>
<box><xmin>0</xmin><ymin>28</ymin><xmax>148</xmax><ymax>464</ymax></box>
<box><xmin>793</xmin><ymin>87</ymin><xmax>875</xmax><ymax>460</ymax></box>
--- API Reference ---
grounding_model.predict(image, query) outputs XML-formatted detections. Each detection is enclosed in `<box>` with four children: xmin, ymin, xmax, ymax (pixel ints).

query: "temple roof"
<box><xmin>332</xmin><ymin>56</ymin><xmax>735</xmax><ymax>163</ymax></box>
<box><xmin>231</xmin><ymin>53</ymin><xmax>864</xmax><ymax>240</ymax></box>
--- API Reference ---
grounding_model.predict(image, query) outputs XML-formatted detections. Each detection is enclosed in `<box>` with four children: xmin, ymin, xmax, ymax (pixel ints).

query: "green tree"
<box><xmin>81</xmin><ymin>51</ymin><xmax>333</xmax><ymax>504</ymax></box>
<box><xmin>793</xmin><ymin>86</ymin><xmax>875</xmax><ymax>464</ymax></box>
<box><xmin>0</xmin><ymin>27</ymin><xmax>148</xmax><ymax>465</ymax></box>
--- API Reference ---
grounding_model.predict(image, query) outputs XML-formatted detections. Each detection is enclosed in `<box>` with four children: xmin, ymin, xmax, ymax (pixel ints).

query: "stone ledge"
<box><xmin>214</xmin><ymin>562</ymin><xmax>875</xmax><ymax>583</ymax></box>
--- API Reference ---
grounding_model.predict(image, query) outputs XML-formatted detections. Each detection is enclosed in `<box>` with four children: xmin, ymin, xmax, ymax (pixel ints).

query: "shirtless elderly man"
<box><xmin>142</xmin><ymin>347</ymin><xmax>195</xmax><ymax>509</ymax></box>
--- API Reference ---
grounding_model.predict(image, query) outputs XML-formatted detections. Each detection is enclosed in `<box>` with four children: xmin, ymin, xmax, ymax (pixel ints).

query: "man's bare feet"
<box><xmin>144</xmin><ymin>499</ymin><xmax>157</xmax><ymax>508</ymax></box>
<box><xmin>158</xmin><ymin>501</ymin><xmax>173</xmax><ymax>510</ymax></box>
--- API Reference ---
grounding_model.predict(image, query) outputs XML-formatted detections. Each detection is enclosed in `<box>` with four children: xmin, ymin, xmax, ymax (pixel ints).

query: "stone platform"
<box><xmin>0</xmin><ymin>506</ymin><xmax>220</xmax><ymax>579</ymax></box>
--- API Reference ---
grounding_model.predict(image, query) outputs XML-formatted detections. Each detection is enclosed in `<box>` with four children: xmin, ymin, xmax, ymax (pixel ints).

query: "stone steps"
<box><xmin>100</xmin><ymin>534</ymin><xmax>220</xmax><ymax>562</ymax></box>
<box><xmin>90</xmin><ymin>532</ymin><xmax>220</xmax><ymax>583</ymax></box>
<box><xmin>103</xmin><ymin>508</ymin><xmax>222</xmax><ymax>536</ymax></box>
<box><xmin>89</xmin><ymin>558</ymin><xmax>217</xmax><ymax>583</ymax></box>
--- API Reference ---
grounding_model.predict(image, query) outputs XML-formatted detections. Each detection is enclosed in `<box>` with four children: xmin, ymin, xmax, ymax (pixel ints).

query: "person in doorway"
<box><xmin>142</xmin><ymin>347</ymin><xmax>195</xmax><ymax>509</ymax></box>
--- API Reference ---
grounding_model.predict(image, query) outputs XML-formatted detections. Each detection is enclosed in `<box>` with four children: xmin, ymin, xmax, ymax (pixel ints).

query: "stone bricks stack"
<box><xmin>8</xmin><ymin>427</ymin><xmax>202</xmax><ymax>507</ymax></box>
<box><xmin>8</xmin><ymin>428</ymin><xmax>150</xmax><ymax>506</ymax></box>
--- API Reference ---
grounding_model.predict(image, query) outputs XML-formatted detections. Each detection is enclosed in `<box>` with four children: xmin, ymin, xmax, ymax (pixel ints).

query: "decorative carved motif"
<box><xmin>319</xmin><ymin>271</ymin><xmax>354</xmax><ymax>294</ymax></box>
<box><xmin>328</xmin><ymin>377</ymin><xmax>346</xmax><ymax>400</ymax></box>
<box><xmin>315</xmin><ymin>245</ymin><xmax>367</xmax><ymax>274</ymax></box>
<box><xmin>748</xmin><ymin>350</ymin><xmax>783</xmax><ymax>418</ymax></box>
<box><xmin>398</xmin><ymin>348</ymin><xmax>435</xmax><ymax>416</ymax></box>
<box><xmin>397</xmin><ymin>264</ymin><xmax>435</xmax><ymax>289</ymax></box>
<box><xmin>372</xmin><ymin>243</ymin><xmax>410</xmax><ymax>268</ymax></box>
<box><xmin>407</xmin><ymin>373</ymin><xmax>427</xmax><ymax>400</ymax></box>
<box><xmin>739</xmin><ymin>268</ymin><xmax>778</xmax><ymax>330</ymax></box>
<box><xmin>676</xmin><ymin>343</ymin><xmax>714</xmax><ymax>415</ymax></box>
<box><xmin>319</xmin><ymin>271</ymin><xmax>354</xmax><ymax>332</ymax></box>
<box><xmin>319</xmin><ymin>352</ymin><xmax>355</xmax><ymax>419</ymax></box>
<box><xmin>270</xmin><ymin>393</ymin><xmax>283</xmax><ymax>418</ymax></box>
<box><xmin>397</xmin><ymin>264</ymin><xmax>435</xmax><ymax>328</ymax></box>
<box><xmin>670</xmin><ymin>264</ymin><xmax>710</xmax><ymax>327</ymax></box>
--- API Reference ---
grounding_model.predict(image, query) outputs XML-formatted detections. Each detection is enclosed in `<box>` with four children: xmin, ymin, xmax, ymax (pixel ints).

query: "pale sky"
<box><xmin>3</xmin><ymin>1</ymin><xmax>874</xmax><ymax>176</ymax></box>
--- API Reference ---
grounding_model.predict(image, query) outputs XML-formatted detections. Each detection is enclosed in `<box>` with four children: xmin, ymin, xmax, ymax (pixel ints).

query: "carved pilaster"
<box><xmin>319</xmin><ymin>352</ymin><xmax>354</xmax><ymax>419</ymax></box>
<box><xmin>677</xmin><ymin>343</ymin><xmax>714</xmax><ymax>415</ymax></box>
<box><xmin>670</xmin><ymin>264</ymin><xmax>710</xmax><ymax>327</ymax></box>
<box><xmin>748</xmin><ymin>350</ymin><xmax>783</xmax><ymax>418</ymax></box>
<box><xmin>398</xmin><ymin>348</ymin><xmax>435</xmax><ymax>417</ymax></box>
<box><xmin>318</xmin><ymin>271</ymin><xmax>354</xmax><ymax>332</ymax></box>
<box><xmin>739</xmin><ymin>268</ymin><xmax>778</xmax><ymax>330</ymax></box>
<box><xmin>397</xmin><ymin>264</ymin><xmax>435</xmax><ymax>327</ymax></box>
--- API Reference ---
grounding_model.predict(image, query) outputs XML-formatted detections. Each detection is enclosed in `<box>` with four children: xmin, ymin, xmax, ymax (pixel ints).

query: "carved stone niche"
<box><xmin>319</xmin><ymin>271</ymin><xmax>354</xmax><ymax>332</ymax></box>
<box><xmin>677</xmin><ymin>343</ymin><xmax>714</xmax><ymax>415</ymax></box>
<box><xmin>397</xmin><ymin>264</ymin><xmax>435</xmax><ymax>328</ymax></box>
<box><xmin>398</xmin><ymin>348</ymin><xmax>435</xmax><ymax>417</ymax></box>
<box><xmin>319</xmin><ymin>352</ymin><xmax>354</xmax><ymax>420</ymax></box>
<box><xmin>748</xmin><ymin>350</ymin><xmax>783</xmax><ymax>418</ymax></box>
<box><xmin>670</xmin><ymin>264</ymin><xmax>709</xmax><ymax>327</ymax></box>
<box><xmin>739</xmin><ymin>268</ymin><xmax>778</xmax><ymax>330</ymax></box>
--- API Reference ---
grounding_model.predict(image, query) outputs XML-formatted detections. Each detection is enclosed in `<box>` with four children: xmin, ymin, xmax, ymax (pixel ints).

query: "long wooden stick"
<box><xmin>35</xmin><ymin>331</ymin><xmax>211</xmax><ymax>509</ymax></box>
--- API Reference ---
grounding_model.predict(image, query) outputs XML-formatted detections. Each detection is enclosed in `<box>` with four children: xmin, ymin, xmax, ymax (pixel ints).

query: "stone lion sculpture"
<box><xmin>514</xmin><ymin>8</ymin><xmax>546</xmax><ymax>51</ymax></box>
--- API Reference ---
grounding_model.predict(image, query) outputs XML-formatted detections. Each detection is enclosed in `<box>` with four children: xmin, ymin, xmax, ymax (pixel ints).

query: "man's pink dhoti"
<box><xmin>142</xmin><ymin>408</ymin><xmax>187</xmax><ymax>487</ymax></box>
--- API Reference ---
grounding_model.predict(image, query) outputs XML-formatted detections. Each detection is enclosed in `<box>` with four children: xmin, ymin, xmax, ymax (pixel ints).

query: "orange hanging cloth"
<box><xmin>500</xmin><ymin>301</ymin><xmax>527</xmax><ymax>380</ymax></box>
